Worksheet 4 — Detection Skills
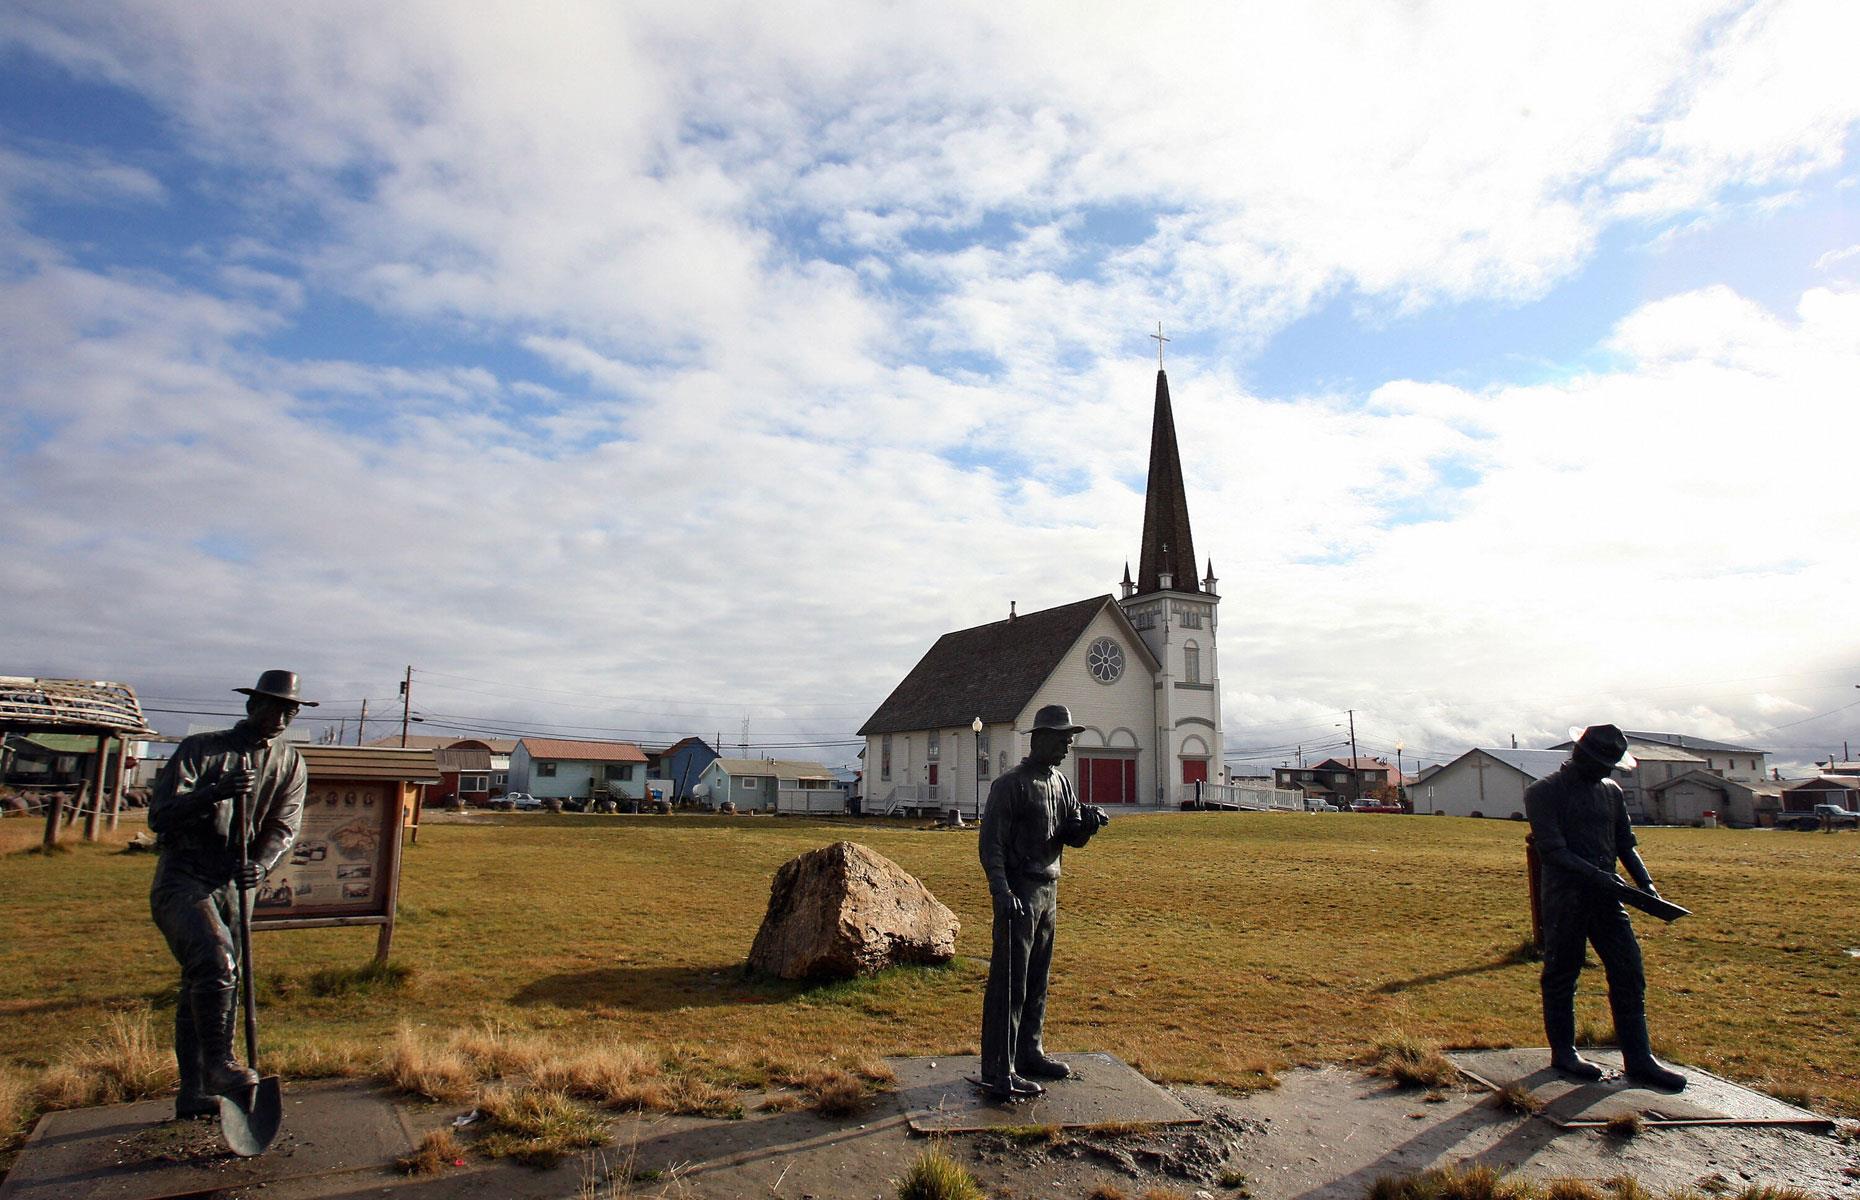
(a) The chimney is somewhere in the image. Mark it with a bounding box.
[1510,734,1518,749]
[1009,601,1017,622]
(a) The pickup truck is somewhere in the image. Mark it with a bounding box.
[1778,804,1859,830]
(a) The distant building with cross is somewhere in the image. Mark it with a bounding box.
[857,352,1224,815]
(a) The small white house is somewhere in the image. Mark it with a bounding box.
[507,738,648,802]
[698,758,844,813]
[1413,749,1568,820]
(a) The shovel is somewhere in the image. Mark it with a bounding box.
[221,756,283,1156]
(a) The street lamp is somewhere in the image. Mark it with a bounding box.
[971,717,984,820]
[1395,742,1405,809]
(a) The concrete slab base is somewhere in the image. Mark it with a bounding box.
[0,1080,416,1200]
[892,1052,1201,1134]
[1449,1048,1833,1129]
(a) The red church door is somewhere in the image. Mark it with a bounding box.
[1078,756,1137,804]
[1181,758,1209,786]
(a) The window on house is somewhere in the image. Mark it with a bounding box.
[999,750,1009,774]
[537,762,557,777]
[977,730,991,778]
[881,735,892,782]
[461,774,488,793]
[740,776,760,790]
[928,731,940,760]
[1184,639,1201,684]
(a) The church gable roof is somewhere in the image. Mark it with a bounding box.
[858,596,1124,736]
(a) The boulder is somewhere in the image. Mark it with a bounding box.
[747,841,959,980]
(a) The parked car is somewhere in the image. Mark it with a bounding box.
[504,792,543,811]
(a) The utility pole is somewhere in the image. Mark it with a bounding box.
[399,666,412,748]
[1347,709,1360,807]
[355,700,367,746]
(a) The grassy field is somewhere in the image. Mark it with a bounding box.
[3,810,1856,1143]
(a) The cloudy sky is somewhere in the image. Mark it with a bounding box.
[3,1,1857,774]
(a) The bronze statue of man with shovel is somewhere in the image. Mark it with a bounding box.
[148,670,310,1151]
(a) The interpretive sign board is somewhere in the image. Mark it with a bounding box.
[252,746,437,961]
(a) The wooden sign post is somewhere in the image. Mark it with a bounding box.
[251,746,437,963]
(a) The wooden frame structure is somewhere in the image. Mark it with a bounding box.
[0,677,153,847]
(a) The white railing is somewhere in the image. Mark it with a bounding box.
[876,783,945,815]
[775,788,849,815]
[1173,782,1304,811]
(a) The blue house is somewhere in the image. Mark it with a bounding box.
[651,737,719,802]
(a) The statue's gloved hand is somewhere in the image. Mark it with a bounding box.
[237,861,263,891]
[1086,805,1111,829]
[992,890,1026,920]
[219,766,258,801]
[1640,880,1660,898]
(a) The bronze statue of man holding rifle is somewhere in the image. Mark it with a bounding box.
[148,671,310,1131]
[1525,723,1687,1091]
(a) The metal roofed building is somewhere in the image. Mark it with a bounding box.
[508,737,648,803]
[696,757,847,814]
[1413,748,1569,819]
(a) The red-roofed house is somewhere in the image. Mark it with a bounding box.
[509,738,648,803]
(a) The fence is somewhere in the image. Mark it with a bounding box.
[774,788,849,815]
[1173,782,1304,811]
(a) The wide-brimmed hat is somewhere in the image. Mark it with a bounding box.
[1569,724,1634,770]
[1024,704,1085,735]
[234,670,319,708]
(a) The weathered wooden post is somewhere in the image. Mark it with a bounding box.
[82,734,109,841]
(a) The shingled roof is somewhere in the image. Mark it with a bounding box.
[858,596,1148,736]
[1136,369,1199,596]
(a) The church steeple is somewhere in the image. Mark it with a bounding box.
[1135,368,1198,595]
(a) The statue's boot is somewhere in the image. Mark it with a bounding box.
[173,991,217,1119]
[1544,1005,1603,1082]
[1017,1047,1072,1080]
[1006,1074,1045,1097]
[1614,1006,1685,1092]
[192,984,259,1098]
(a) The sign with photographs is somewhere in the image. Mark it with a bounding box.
[252,779,398,922]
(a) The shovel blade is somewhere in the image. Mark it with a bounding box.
[219,1075,283,1157]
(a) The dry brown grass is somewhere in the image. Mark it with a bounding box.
[382,1023,475,1102]
[397,1127,466,1175]
[268,1039,374,1080]
[0,1065,33,1148]
[474,1084,609,1166]
[894,1144,985,1200]
[1087,1185,1131,1200]
[5,813,1859,1124]
[1372,1034,1460,1091]
[1602,1111,1643,1139]
[771,1057,896,1116]
[1135,1188,1191,1200]
[1494,1082,1545,1115]
[32,1009,175,1109]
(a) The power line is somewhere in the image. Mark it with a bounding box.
[411,668,874,714]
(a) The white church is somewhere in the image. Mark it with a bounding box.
[858,362,1224,814]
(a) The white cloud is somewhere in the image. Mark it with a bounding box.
[1,1,1858,771]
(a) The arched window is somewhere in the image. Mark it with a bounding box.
[999,750,1009,775]
[1184,639,1200,684]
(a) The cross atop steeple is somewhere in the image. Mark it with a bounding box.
[1150,321,1169,369]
